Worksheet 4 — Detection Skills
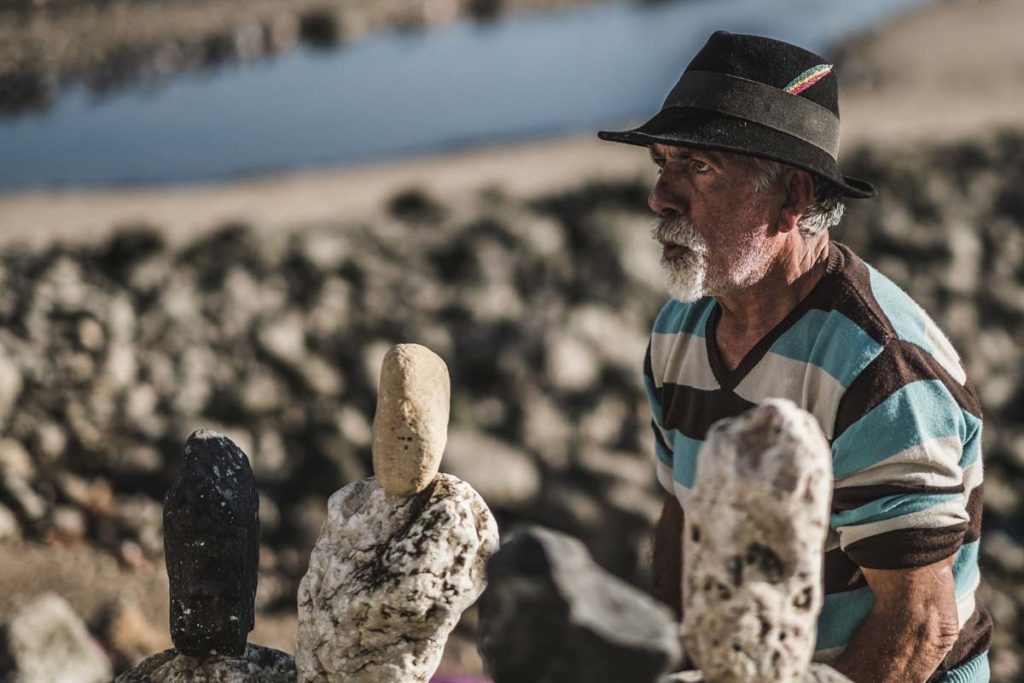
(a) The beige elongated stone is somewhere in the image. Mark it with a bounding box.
[371,343,450,496]
[682,399,835,683]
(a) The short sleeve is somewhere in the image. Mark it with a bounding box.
[645,339,675,495]
[829,341,981,569]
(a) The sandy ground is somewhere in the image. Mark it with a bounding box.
[1,0,1022,248]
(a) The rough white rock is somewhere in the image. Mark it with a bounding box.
[114,644,295,682]
[664,663,852,682]
[0,593,112,683]
[296,473,498,683]
[682,399,834,683]
[372,343,450,496]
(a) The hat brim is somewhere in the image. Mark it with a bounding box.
[598,108,875,199]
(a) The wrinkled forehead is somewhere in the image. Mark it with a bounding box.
[647,143,752,169]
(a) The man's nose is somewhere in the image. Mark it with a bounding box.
[647,176,685,216]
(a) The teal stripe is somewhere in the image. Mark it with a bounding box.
[671,433,702,489]
[954,539,980,598]
[644,375,662,424]
[655,439,672,467]
[868,265,934,353]
[960,415,983,468]
[939,652,989,683]
[832,491,961,528]
[833,380,964,478]
[652,298,715,336]
[816,584,875,651]
[769,309,883,386]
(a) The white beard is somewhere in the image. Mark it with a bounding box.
[651,215,775,303]
[651,215,709,303]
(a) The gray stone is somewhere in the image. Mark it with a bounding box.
[296,473,497,683]
[372,343,450,497]
[0,593,112,683]
[478,525,681,683]
[682,400,833,683]
[115,644,296,682]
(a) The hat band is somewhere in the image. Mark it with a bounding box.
[663,71,840,160]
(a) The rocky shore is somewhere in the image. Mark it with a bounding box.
[0,127,1022,679]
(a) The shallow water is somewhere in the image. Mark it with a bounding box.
[0,0,930,190]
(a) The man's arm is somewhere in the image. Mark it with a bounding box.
[653,493,683,620]
[833,554,960,683]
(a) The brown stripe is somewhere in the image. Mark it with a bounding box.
[832,483,965,513]
[823,548,866,594]
[660,383,755,441]
[964,484,983,544]
[844,524,969,569]
[928,606,992,682]
[644,340,654,382]
[815,244,895,346]
[833,338,982,440]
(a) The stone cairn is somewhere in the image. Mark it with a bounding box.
[116,429,295,682]
[296,343,499,682]
[478,399,853,683]
[672,399,852,683]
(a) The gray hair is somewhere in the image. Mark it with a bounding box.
[750,158,845,237]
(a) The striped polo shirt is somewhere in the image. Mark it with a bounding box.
[644,242,991,681]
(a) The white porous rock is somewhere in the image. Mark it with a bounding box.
[296,473,498,683]
[682,399,834,683]
[663,663,852,683]
[372,343,450,496]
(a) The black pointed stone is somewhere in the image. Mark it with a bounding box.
[163,429,259,657]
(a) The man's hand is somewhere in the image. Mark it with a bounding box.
[653,494,683,620]
[834,554,960,683]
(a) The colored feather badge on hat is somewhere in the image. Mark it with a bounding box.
[784,64,833,95]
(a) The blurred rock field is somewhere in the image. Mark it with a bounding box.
[0,129,1022,680]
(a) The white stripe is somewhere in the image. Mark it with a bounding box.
[651,331,718,391]
[963,458,984,493]
[732,351,846,439]
[673,480,693,513]
[657,460,675,495]
[834,435,964,490]
[956,589,977,628]
[923,317,967,385]
[837,498,969,548]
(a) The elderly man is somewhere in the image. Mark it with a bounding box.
[598,32,990,682]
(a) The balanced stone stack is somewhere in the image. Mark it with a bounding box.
[297,344,499,683]
[678,400,851,683]
[116,429,295,682]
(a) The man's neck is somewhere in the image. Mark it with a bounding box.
[713,236,831,369]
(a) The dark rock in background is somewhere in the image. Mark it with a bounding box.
[478,525,681,683]
[163,429,259,657]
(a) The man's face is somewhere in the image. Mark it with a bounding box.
[647,143,782,302]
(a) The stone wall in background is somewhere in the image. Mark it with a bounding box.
[0,130,1021,679]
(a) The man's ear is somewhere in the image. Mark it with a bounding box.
[776,168,815,234]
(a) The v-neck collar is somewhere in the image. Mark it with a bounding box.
[704,242,844,391]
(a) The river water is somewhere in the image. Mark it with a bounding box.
[0,0,930,190]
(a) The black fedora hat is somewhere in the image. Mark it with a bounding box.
[598,31,875,199]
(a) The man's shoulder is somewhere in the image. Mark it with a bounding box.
[831,243,969,389]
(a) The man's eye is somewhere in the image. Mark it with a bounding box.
[692,160,711,173]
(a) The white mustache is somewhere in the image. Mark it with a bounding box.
[651,215,707,254]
